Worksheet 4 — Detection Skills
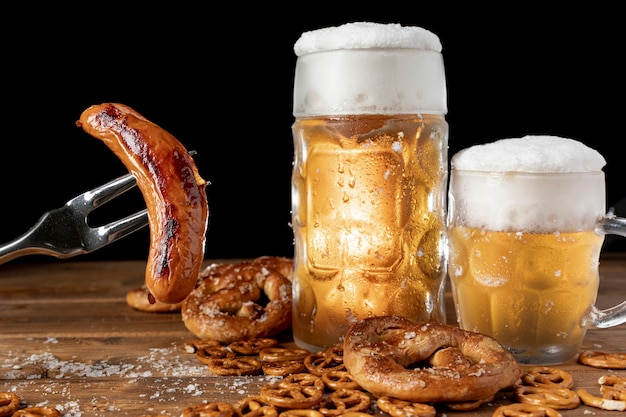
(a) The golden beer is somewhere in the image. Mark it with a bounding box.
[292,115,448,350]
[447,136,616,364]
[448,226,602,364]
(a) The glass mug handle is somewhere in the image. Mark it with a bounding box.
[584,215,626,328]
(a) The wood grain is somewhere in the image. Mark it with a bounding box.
[0,257,624,416]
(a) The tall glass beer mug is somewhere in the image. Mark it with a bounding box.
[291,22,449,351]
[448,135,626,365]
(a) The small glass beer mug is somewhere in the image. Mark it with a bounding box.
[448,135,626,364]
[291,22,449,351]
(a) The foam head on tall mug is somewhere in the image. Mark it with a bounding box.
[447,135,626,365]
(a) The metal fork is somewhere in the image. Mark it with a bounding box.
[0,174,148,265]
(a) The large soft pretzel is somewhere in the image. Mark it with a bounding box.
[77,103,209,304]
[342,316,521,403]
[182,258,292,343]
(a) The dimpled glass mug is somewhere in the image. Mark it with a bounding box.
[291,22,449,351]
[447,135,626,365]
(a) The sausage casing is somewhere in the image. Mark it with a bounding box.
[77,103,209,303]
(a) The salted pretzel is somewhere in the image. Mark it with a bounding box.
[205,357,263,376]
[262,359,306,376]
[181,402,235,417]
[578,350,626,369]
[342,316,521,403]
[233,396,278,417]
[376,397,436,417]
[182,259,292,343]
[514,385,580,410]
[0,392,20,417]
[259,347,310,362]
[278,411,323,417]
[520,367,574,389]
[317,388,370,416]
[599,374,626,400]
[260,373,325,409]
[577,388,626,411]
[229,338,278,355]
[492,403,562,417]
[12,407,61,417]
[321,370,361,391]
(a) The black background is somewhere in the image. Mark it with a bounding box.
[3,5,625,263]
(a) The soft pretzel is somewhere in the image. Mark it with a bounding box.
[78,103,209,304]
[182,258,292,343]
[342,315,521,403]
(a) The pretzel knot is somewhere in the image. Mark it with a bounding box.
[376,396,436,417]
[260,373,325,409]
[317,388,371,416]
[0,392,21,417]
[515,385,580,410]
[182,259,292,343]
[520,367,574,389]
[181,402,235,417]
[578,350,626,369]
[342,316,521,403]
[492,403,562,417]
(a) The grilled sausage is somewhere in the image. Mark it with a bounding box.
[77,103,209,303]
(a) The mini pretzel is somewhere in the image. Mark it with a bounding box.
[206,357,263,376]
[260,373,325,408]
[11,408,61,417]
[181,402,235,417]
[376,396,436,417]
[303,349,345,376]
[321,370,361,391]
[234,396,279,417]
[520,367,573,389]
[342,316,521,403]
[444,395,494,411]
[183,338,222,353]
[259,347,310,362]
[195,345,235,365]
[492,403,562,417]
[578,350,626,369]
[278,411,323,417]
[317,388,370,416]
[599,374,626,400]
[262,359,306,376]
[229,338,278,355]
[182,261,292,344]
[514,385,580,410]
[577,388,626,411]
[0,392,20,417]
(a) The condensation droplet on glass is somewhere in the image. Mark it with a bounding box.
[348,178,356,188]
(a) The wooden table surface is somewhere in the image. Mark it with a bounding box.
[1,255,624,417]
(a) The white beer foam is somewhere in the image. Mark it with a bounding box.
[449,136,606,232]
[292,22,447,116]
[451,135,606,173]
[294,22,442,56]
